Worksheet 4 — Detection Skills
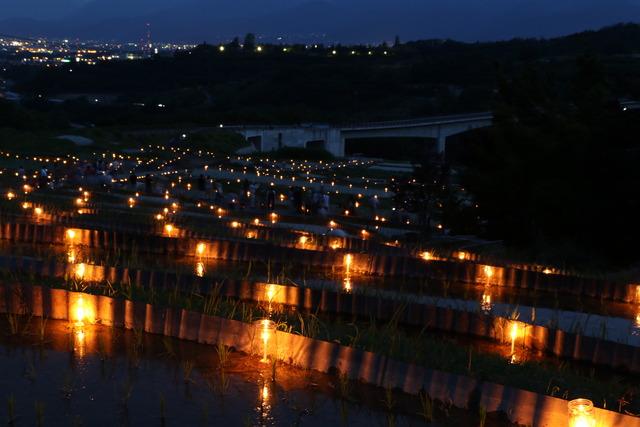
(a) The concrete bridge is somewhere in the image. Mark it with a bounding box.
[233,112,493,157]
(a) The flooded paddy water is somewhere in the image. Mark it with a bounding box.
[0,318,516,426]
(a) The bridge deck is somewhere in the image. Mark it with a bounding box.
[341,112,493,131]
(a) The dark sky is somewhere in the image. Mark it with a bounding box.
[2,0,639,43]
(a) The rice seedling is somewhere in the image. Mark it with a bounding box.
[417,391,433,422]
[6,394,17,426]
[37,317,48,342]
[24,358,37,383]
[478,405,487,427]
[215,342,230,369]
[34,401,45,427]
[119,377,134,409]
[159,393,166,425]
[383,385,396,412]
[182,359,195,384]
[6,312,19,335]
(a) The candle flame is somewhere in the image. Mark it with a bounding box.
[75,263,86,279]
[196,242,206,256]
[483,265,494,278]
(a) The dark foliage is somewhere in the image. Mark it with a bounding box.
[4,24,640,129]
[458,54,640,266]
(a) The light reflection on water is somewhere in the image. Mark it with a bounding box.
[0,319,434,427]
[257,381,274,426]
[481,288,493,314]
[195,261,205,277]
[73,328,86,358]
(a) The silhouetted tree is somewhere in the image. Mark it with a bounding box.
[459,56,640,266]
[243,33,256,51]
[228,37,240,50]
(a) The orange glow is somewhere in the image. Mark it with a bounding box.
[70,295,94,327]
[230,221,240,228]
[66,229,77,241]
[195,262,205,277]
[329,220,337,228]
[6,191,15,200]
[74,297,87,325]
[343,276,352,292]
[510,323,519,341]
[128,197,135,207]
[635,285,640,303]
[421,251,433,261]
[164,224,174,236]
[259,319,275,363]
[344,254,353,271]
[73,328,86,358]
[196,242,206,256]
[269,212,278,224]
[330,240,341,250]
[542,268,552,275]
[67,248,77,264]
[74,263,86,279]
[483,265,494,279]
[457,251,466,260]
[299,235,308,246]
[481,292,492,313]
[568,399,596,427]
[253,218,260,226]
[266,284,276,304]
[509,322,520,363]
[155,214,164,221]
[34,207,43,216]
[246,230,257,239]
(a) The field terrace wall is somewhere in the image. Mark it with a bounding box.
[2,254,640,376]
[0,281,637,427]
[0,206,395,254]
[0,220,637,303]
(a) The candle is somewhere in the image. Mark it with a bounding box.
[568,399,596,427]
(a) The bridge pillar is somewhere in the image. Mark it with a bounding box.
[437,134,447,154]
[325,129,344,157]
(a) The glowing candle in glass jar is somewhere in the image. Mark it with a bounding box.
[568,399,596,427]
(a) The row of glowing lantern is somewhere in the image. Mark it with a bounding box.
[420,250,556,276]
[62,222,640,329]
[6,191,46,216]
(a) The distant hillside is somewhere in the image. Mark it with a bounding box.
[4,23,640,127]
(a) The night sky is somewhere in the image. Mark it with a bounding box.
[2,0,639,43]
